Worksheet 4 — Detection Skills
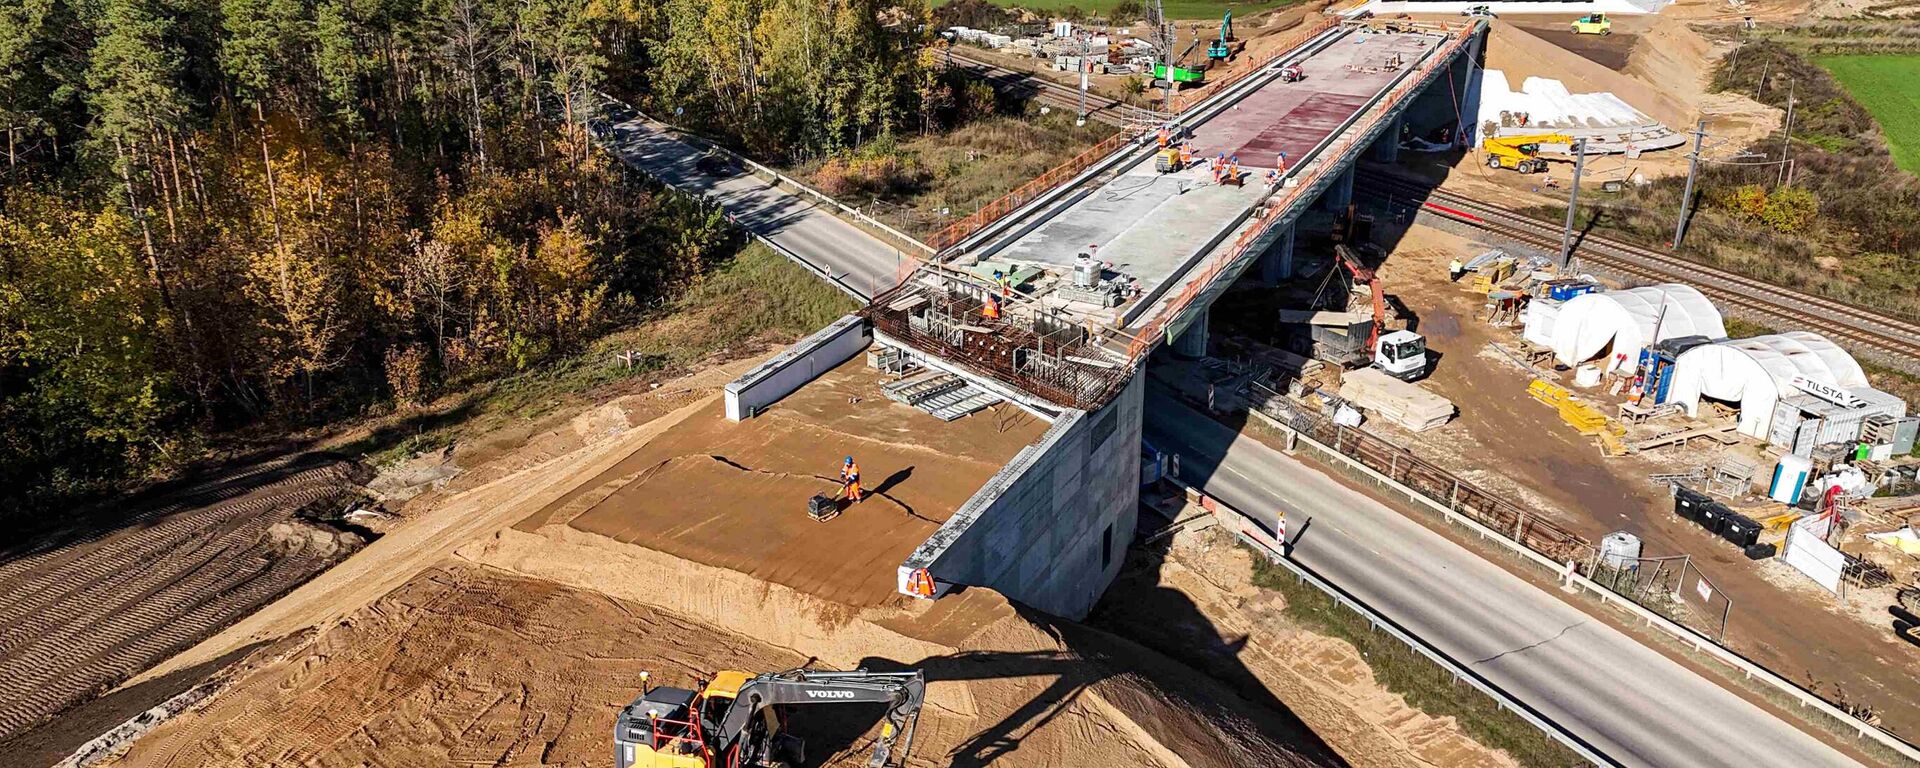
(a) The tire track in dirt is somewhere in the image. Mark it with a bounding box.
[0,460,365,744]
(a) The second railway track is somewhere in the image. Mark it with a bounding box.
[1357,170,1920,372]
[945,51,1161,128]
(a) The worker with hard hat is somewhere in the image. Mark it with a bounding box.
[983,292,1002,320]
[841,456,863,503]
[1449,257,1465,282]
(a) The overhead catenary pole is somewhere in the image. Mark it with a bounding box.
[1776,78,1796,189]
[1078,31,1090,126]
[1672,120,1707,249]
[1558,137,1588,270]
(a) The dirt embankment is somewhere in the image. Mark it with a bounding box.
[100,530,1336,768]
[1486,20,1695,130]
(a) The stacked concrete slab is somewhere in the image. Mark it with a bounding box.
[1341,368,1454,431]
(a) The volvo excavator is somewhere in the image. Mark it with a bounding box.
[615,667,924,768]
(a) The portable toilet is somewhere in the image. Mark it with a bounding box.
[1768,454,1810,505]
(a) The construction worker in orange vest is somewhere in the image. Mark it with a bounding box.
[1179,143,1194,169]
[983,293,1002,320]
[1157,126,1170,148]
[841,456,862,503]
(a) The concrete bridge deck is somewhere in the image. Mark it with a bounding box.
[900,19,1484,399]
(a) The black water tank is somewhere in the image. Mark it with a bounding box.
[1721,514,1762,548]
[1674,486,1710,521]
[1695,502,1729,535]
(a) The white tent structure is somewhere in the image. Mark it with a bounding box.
[1531,285,1725,372]
[1665,331,1869,439]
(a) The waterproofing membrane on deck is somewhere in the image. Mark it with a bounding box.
[1228,93,1375,168]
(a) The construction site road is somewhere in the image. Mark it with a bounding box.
[1143,388,1859,768]
[597,108,910,300]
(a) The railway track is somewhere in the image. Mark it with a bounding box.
[945,51,1162,128]
[1356,170,1920,372]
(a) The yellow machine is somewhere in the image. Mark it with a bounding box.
[1481,133,1574,174]
[615,668,924,768]
[1570,13,1612,35]
[1154,147,1183,173]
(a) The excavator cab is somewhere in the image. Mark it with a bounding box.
[616,672,797,768]
[617,668,924,768]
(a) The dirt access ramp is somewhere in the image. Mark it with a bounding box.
[0,456,367,749]
[448,524,1342,767]
[1485,20,1694,130]
[100,546,1336,768]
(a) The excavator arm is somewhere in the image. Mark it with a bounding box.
[714,669,925,768]
[1335,245,1385,352]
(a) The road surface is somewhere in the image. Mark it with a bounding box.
[1144,388,1859,768]
[597,107,907,300]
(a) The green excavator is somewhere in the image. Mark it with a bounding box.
[1207,10,1233,61]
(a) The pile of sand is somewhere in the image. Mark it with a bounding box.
[1485,20,1691,129]
[98,544,1336,768]
[1623,18,1716,113]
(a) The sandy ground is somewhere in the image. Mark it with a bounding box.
[1389,13,1777,202]
[72,341,1517,768]
[515,359,1046,608]
[0,458,365,748]
[102,544,1334,768]
[1093,515,1520,768]
[124,377,743,688]
[1357,221,1920,739]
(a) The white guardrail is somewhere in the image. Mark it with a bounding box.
[1177,479,1620,767]
[1246,409,1920,765]
[595,92,935,257]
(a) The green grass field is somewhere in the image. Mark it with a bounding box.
[1816,54,1920,173]
[937,0,1299,21]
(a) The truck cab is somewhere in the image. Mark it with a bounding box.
[1373,329,1428,381]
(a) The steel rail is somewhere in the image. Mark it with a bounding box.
[945,51,1161,127]
[1356,171,1920,370]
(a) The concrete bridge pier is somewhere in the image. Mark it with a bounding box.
[1320,166,1356,212]
[1371,116,1402,164]
[1260,223,1298,283]
[1453,31,1486,147]
[1172,312,1210,358]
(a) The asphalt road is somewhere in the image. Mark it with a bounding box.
[598,111,908,300]
[1144,388,1859,768]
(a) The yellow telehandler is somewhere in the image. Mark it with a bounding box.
[1481,133,1574,174]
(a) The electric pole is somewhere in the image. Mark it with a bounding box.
[1776,79,1796,189]
[1672,120,1707,250]
[1078,31,1090,126]
[1559,137,1588,270]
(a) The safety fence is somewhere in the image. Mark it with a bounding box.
[1244,380,1590,562]
[1171,17,1341,109]
[1221,380,1920,763]
[921,16,1370,254]
[1127,23,1480,359]
[1186,483,1620,767]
